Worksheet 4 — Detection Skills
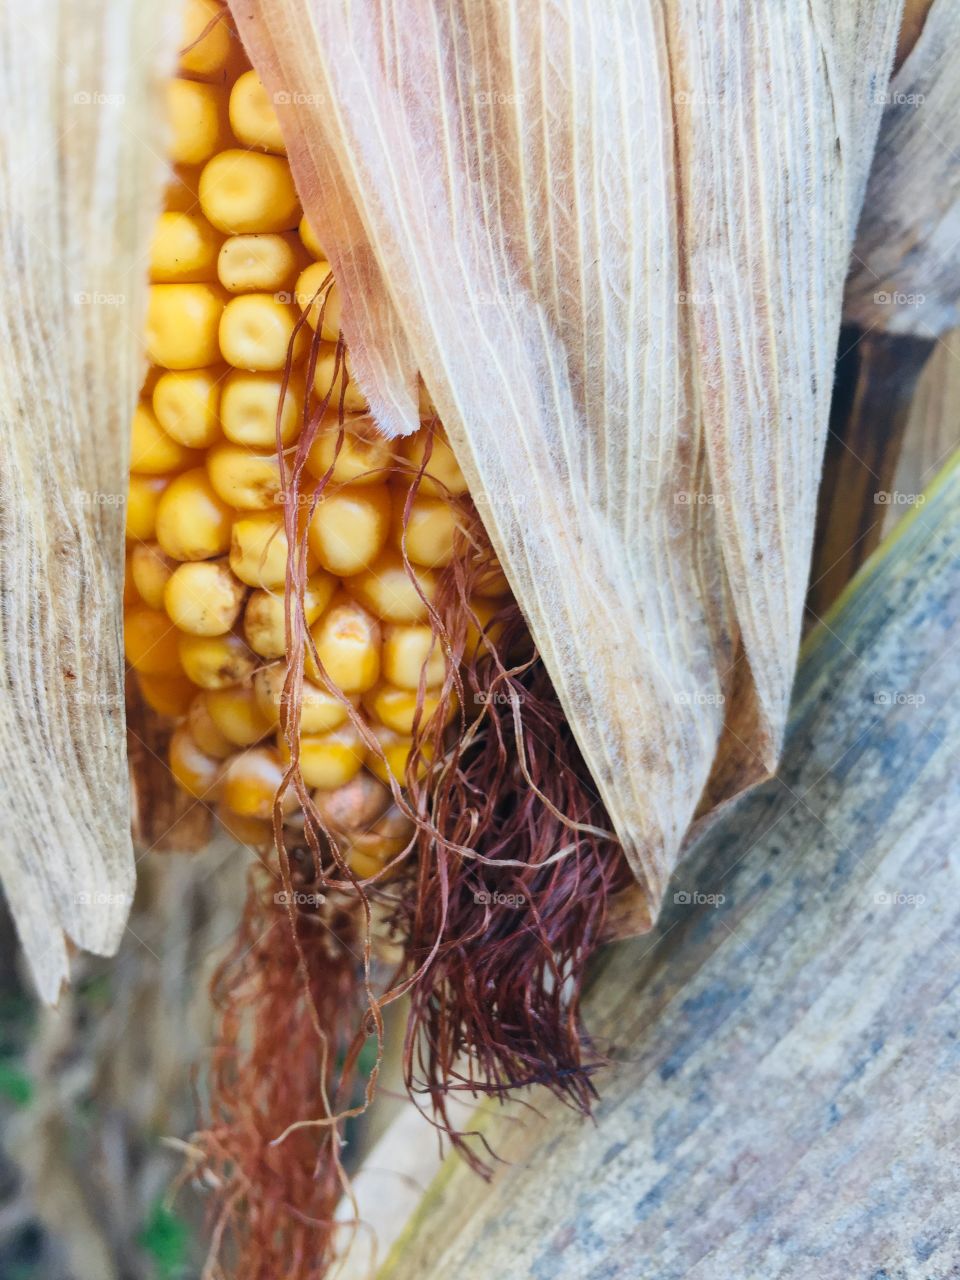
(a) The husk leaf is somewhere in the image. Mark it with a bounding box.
[235,0,901,924]
[0,2,176,999]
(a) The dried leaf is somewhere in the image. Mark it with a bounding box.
[0,3,177,999]
[236,0,901,923]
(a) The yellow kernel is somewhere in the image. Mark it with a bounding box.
[474,561,511,597]
[298,215,324,260]
[126,474,171,543]
[188,693,234,758]
[199,150,301,234]
[207,443,283,510]
[124,606,181,676]
[130,542,177,610]
[155,467,233,561]
[178,631,257,689]
[130,401,199,475]
[307,596,380,693]
[217,232,304,293]
[242,571,336,657]
[392,488,459,568]
[205,682,272,747]
[464,596,507,661]
[164,559,246,635]
[346,551,438,623]
[152,367,223,449]
[136,670,196,718]
[218,292,306,371]
[254,664,352,734]
[307,484,390,576]
[363,683,456,735]
[215,805,273,847]
[312,771,390,835]
[166,78,225,167]
[312,342,367,413]
[222,746,293,819]
[179,0,231,79]
[229,509,316,590]
[381,623,447,689]
[401,430,469,497]
[294,260,341,340]
[229,69,286,154]
[220,369,304,447]
[146,283,225,369]
[169,726,223,800]
[366,723,429,786]
[150,211,222,283]
[285,723,365,790]
[305,416,394,487]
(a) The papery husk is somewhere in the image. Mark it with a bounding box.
[845,0,960,337]
[0,3,177,1000]
[235,0,901,928]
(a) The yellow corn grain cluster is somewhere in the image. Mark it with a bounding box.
[123,1,510,876]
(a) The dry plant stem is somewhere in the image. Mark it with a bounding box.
[807,329,933,619]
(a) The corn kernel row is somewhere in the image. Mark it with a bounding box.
[124,8,509,877]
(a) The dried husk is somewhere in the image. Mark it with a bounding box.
[0,3,177,999]
[235,0,902,927]
[845,0,960,337]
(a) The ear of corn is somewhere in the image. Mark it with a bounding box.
[123,37,512,877]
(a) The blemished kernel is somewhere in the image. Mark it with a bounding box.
[166,79,225,167]
[347,551,438,623]
[207,443,283,510]
[153,369,223,449]
[242,571,337,658]
[363,683,456,735]
[137,671,196,718]
[294,261,341,340]
[284,722,365,791]
[218,233,303,293]
[130,543,177,611]
[366,723,429,786]
[205,682,272,747]
[146,283,225,369]
[401,431,469,497]
[150,212,223,283]
[222,746,294,819]
[188,693,234,758]
[219,293,306,371]
[124,606,181,676]
[381,623,447,689]
[199,150,301,234]
[392,489,459,568]
[305,417,394,487]
[307,485,391,576]
[130,401,199,475]
[229,70,286,154]
[229,509,317,590]
[306,596,380,693]
[179,0,232,79]
[312,771,390,835]
[220,369,304,447]
[169,726,223,799]
[178,631,257,689]
[155,468,233,561]
[312,343,367,413]
[254,664,352,734]
[126,474,170,542]
[164,559,246,636]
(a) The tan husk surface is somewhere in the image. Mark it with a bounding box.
[0,2,178,1000]
[234,0,902,926]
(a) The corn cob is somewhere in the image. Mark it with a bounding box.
[124,14,510,873]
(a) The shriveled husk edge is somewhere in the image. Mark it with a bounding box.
[0,3,179,1001]
[234,0,902,931]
